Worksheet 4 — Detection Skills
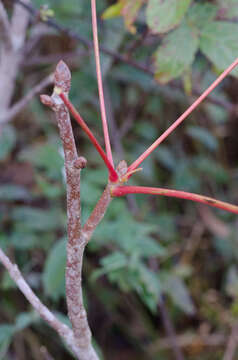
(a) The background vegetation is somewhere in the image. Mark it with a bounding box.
[1,0,238,359]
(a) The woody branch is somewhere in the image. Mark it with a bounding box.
[41,61,99,360]
[0,248,80,357]
[41,60,116,359]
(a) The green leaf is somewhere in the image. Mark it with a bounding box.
[217,0,238,19]
[0,125,16,160]
[225,266,238,298]
[0,325,14,359]
[194,156,229,184]
[146,0,191,34]
[154,22,199,83]
[101,252,128,272]
[100,18,125,76]
[103,0,143,33]
[162,274,195,315]
[155,146,177,171]
[186,126,218,151]
[0,185,30,201]
[12,206,65,232]
[1,271,17,290]
[186,3,218,31]
[132,264,162,312]
[91,252,128,282]
[19,143,64,180]
[93,212,166,258]
[9,229,39,250]
[200,21,238,77]
[102,2,124,20]
[0,313,39,358]
[172,160,200,192]
[35,176,64,199]
[121,0,144,33]
[14,312,39,332]
[43,238,67,300]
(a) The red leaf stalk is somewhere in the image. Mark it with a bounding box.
[59,92,118,183]
[127,58,238,176]
[112,186,238,215]
[91,0,114,166]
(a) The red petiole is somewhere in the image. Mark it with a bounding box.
[91,0,114,167]
[59,92,118,183]
[112,186,238,215]
[55,1,238,216]
[126,58,238,177]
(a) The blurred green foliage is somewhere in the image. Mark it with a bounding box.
[0,0,238,359]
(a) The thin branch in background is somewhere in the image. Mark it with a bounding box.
[198,206,230,238]
[0,1,12,50]
[158,296,185,360]
[0,248,80,357]
[1,73,54,124]
[125,27,150,59]
[12,0,236,114]
[223,323,238,360]
[91,0,114,167]
[148,332,227,353]
[23,49,89,66]
[0,0,30,126]
[40,346,55,360]
[149,257,185,360]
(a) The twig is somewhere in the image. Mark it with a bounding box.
[198,206,230,238]
[41,61,99,360]
[0,1,12,50]
[0,248,82,359]
[223,323,238,360]
[0,0,30,120]
[83,186,112,242]
[41,60,117,358]
[1,74,54,124]
[23,49,88,67]
[149,258,185,360]
[158,296,185,360]
[40,346,55,360]
[149,332,226,353]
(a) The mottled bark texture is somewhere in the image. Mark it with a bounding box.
[41,61,114,359]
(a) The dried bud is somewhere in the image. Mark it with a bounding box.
[74,157,87,169]
[116,160,128,177]
[54,60,71,93]
[40,94,54,107]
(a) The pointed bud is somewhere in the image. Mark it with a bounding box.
[54,60,71,93]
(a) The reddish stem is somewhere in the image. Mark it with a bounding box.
[91,0,114,166]
[59,92,118,182]
[127,58,238,175]
[112,186,238,215]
